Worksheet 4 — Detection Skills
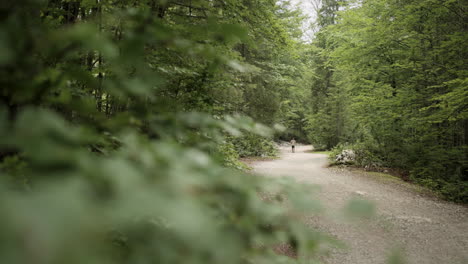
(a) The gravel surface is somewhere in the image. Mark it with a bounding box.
[251,145,468,264]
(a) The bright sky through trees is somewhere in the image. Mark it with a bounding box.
[290,0,319,40]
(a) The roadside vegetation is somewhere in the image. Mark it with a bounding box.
[306,0,467,203]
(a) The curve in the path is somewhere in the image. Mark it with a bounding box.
[252,145,468,264]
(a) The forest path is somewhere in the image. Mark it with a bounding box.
[251,145,468,264]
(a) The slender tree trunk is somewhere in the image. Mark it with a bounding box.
[96,0,103,112]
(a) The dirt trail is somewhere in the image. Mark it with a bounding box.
[252,145,468,264]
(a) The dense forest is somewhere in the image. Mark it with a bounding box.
[0,0,466,263]
[306,0,467,202]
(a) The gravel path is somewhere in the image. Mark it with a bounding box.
[252,145,468,264]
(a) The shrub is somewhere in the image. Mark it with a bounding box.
[216,140,248,170]
[231,133,278,158]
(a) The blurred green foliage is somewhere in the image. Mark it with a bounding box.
[231,134,279,158]
[0,0,342,263]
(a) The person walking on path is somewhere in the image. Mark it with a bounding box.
[290,138,296,153]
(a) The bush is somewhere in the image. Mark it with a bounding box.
[216,140,248,170]
[329,142,383,168]
[230,133,278,158]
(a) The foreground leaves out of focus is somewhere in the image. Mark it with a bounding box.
[0,108,337,263]
[0,1,407,263]
[0,1,335,263]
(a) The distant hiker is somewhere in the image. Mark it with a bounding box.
[290,138,296,153]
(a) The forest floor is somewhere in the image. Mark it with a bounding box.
[251,145,468,264]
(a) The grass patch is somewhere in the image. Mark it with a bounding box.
[307,150,332,155]
[347,167,442,199]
